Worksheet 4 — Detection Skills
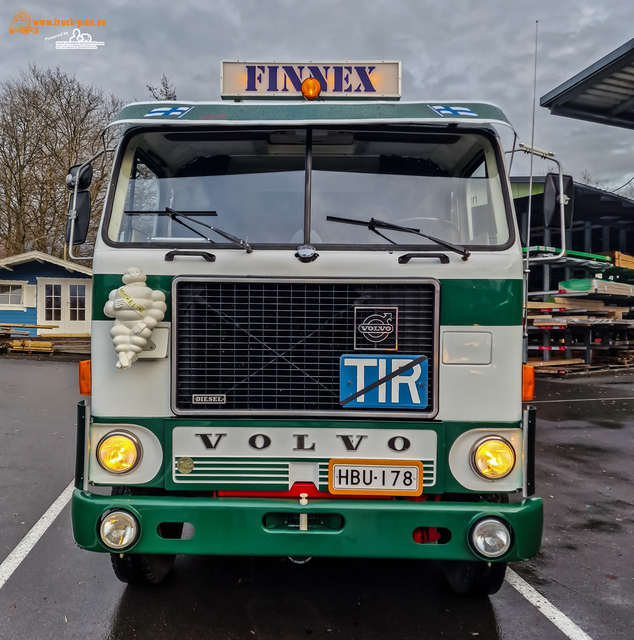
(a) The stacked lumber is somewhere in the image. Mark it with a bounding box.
[603,251,634,269]
[7,339,54,355]
[558,278,634,297]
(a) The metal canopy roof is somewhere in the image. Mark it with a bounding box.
[540,38,634,129]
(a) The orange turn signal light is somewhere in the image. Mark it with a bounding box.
[522,364,535,402]
[79,360,91,396]
[301,77,321,100]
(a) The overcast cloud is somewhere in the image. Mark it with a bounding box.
[2,0,633,188]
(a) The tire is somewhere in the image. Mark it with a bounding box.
[442,560,507,597]
[108,486,182,585]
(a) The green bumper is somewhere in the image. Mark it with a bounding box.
[72,490,542,562]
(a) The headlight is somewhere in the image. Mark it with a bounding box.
[97,431,142,474]
[471,437,515,479]
[99,510,139,549]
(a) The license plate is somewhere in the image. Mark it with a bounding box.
[328,459,423,496]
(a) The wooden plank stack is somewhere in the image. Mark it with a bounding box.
[558,279,634,297]
[7,339,54,355]
[604,251,634,269]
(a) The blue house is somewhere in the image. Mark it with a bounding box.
[0,251,92,337]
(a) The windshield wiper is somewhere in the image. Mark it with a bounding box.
[165,207,252,253]
[326,215,470,261]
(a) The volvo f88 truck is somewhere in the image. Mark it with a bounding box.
[68,61,543,596]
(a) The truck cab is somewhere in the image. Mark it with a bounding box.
[70,63,542,595]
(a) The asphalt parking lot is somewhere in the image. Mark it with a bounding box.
[0,358,632,639]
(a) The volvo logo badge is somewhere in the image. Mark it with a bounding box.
[354,307,398,350]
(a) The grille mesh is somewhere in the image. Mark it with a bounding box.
[174,281,436,413]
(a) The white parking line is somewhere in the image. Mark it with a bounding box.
[529,396,634,403]
[0,482,597,640]
[506,568,593,640]
[0,480,74,591]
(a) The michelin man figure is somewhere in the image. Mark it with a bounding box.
[104,267,167,369]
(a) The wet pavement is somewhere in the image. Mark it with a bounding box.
[0,358,632,639]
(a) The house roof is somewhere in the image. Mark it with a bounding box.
[540,38,634,130]
[0,250,92,275]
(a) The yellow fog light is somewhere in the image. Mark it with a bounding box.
[472,437,515,479]
[97,432,141,474]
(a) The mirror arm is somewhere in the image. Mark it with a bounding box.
[518,144,567,265]
[67,148,116,262]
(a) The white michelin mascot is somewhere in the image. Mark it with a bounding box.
[104,267,167,369]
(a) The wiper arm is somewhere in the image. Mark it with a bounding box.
[327,215,470,261]
[166,207,252,253]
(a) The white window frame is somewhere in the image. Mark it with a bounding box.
[0,280,27,311]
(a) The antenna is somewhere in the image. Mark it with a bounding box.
[523,21,539,352]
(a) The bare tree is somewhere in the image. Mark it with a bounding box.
[579,169,601,188]
[0,65,122,258]
[146,74,177,101]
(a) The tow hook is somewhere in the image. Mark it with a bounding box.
[299,493,309,531]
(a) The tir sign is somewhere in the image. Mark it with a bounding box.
[221,61,401,100]
[340,354,428,409]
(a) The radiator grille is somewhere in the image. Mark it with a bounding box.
[173,458,437,489]
[173,280,437,414]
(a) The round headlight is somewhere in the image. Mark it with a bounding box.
[471,437,515,479]
[99,510,139,550]
[471,518,511,558]
[97,431,142,474]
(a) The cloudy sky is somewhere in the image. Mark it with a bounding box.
[2,0,633,189]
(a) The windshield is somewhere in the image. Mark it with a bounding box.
[107,128,511,248]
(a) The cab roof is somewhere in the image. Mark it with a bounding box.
[111,101,512,130]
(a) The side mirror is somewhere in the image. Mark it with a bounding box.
[543,172,574,230]
[66,163,93,191]
[66,190,91,245]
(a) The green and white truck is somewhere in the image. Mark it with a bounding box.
[69,61,543,595]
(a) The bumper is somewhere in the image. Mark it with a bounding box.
[72,490,543,562]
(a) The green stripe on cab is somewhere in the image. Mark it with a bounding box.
[92,275,522,326]
[439,279,522,326]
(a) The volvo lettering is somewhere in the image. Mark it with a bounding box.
[68,60,545,596]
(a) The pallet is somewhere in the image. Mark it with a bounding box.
[527,358,585,368]
[7,348,54,356]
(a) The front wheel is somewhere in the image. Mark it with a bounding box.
[110,551,176,585]
[442,560,507,596]
[109,486,182,585]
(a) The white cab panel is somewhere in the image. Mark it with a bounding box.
[91,321,171,417]
[436,325,522,422]
[92,246,524,281]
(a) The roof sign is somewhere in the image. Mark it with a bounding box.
[221,61,401,101]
